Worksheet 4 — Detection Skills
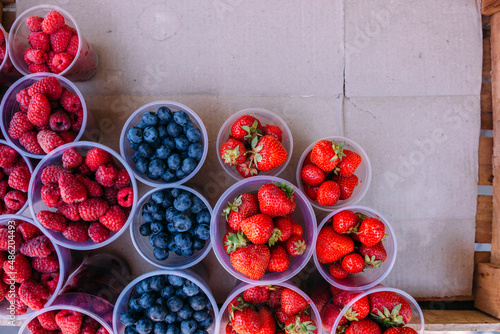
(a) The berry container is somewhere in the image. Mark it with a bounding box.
[296,136,371,211]
[210,175,317,284]
[314,205,397,291]
[216,281,322,334]
[119,100,209,187]
[28,141,138,250]
[0,24,22,86]
[131,185,213,269]
[113,269,219,334]
[8,5,98,81]
[216,108,293,180]
[0,214,71,320]
[0,73,98,160]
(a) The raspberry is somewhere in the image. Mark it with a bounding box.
[57,202,81,221]
[3,158,27,176]
[41,165,69,185]
[38,310,59,330]
[95,164,118,187]
[96,327,109,334]
[56,310,83,334]
[66,35,79,58]
[85,148,112,172]
[21,235,53,258]
[0,280,7,302]
[80,316,100,334]
[27,317,54,334]
[114,169,131,189]
[75,175,103,198]
[8,166,31,192]
[4,190,27,211]
[42,11,65,35]
[36,210,67,232]
[51,53,73,74]
[37,129,65,154]
[99,206,126,231]
[0,44,5,62]
[27,16,44,32]
[50,25,72,53]
[29,63,51,73]
[69,109,83,132]
[78,162,92,176]
[60,149,81,170]
[78,198,109,221]
[8,112,35,139]
[41,183,62,207]
[27,93,51,126]
[0,227,23,251]
[49,109,72,132]
[60,90,82,113]
[28,76,63,101]
[41,272,59,294]
[103,187,118,206]
[32,253,59,273]
[88,222,110,243]
[117,187,133,207]
[62,221,90,242]
[20,131,44,154]
[19,280,49,310]
[17,222,43,241]
[58,172,88,204]
[60,131,78,143]
[29,32,50,52]
[3,254,32,283]
[0,145,19,168]
[16,88,31,111]
[25,48,48,64]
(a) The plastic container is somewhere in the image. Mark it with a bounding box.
[0,24,22,86]
[131,185,213,269]
[296,136,371,211]
[216,108,293,180]
[8,5,98,81]
[314,205,397,291]
[113,269,219,334]
[216,281,322,334]
[120,100,209,187]
[28,141,138,250]
[0,73,98,159]
[210,175,317,284]
[0,215,71,320]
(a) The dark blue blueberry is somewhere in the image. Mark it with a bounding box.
[173,111,190,126]
[136,121,148,129]
[149,275,167,291]
[150,138,162,148]
[190,196,204,214]
[158,107,173,123]
[147,304,168,322]
[142,111,159,126]
[120,309,140,326]
[151,232,169,248]
[139,292,157,309]
[189,295,207,311]
[144,201,159,213]
[194,224,210,241]
[187,228,196,237]
[176,168,187,180]
[149,234,156,247]
[168,275,185,287]
[142,212,154,224]
[140,223,152,236]
[177,304,193,320]
[163,137,176,150]
[156,145,171,160]
[164,311,176,324]
[167,122,183,138]
[193,238,205,251]
[181,247,194,257]
[156,297,168,307]
[173,193,192,212]
[185,128,201,143]
[161,170,177,182]
[181,158,197,175]
[175,233,192,250]
[175,248,183,256]
[165,207,179,223]
[161,191,174,207]
[151,191,165,204]
[180,320,197,334]
[154,322,167,334]
[168,238,179,252]
[136,279,151,294]
[143,126,159,143]
[182,281,200,297]
[182,119,194,131]
[148,159,168,180]
[136,158,149,175]
[125,325,138,334]
[136,318,153,334]
[175,288,188,299]
[130,142,140,150]
[129,295,143,311]
[152,210,165,221]
[127,127,143,144]
[161,285,175,299]
[132,150,142,163]
[166,295,183,312]
[170,188,181,198]
[192,310,208,323]
[166,324,180,334]
[150,221,164,234]
[187,143,203,161]
[154,247,169,261]
[167,222,176,234]
[158,125,169,138]
[138,143,155,158]
[173,214,192,232]
[197,316,213,330]
[196,210,211,224]
[175,136,190,151]
[167,154,182,170]
[180,151,189,160]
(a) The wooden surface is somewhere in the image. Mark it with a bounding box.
[474,262,500,318]
[483,0,500,16]
[423,310,500,331]
[479,136,493,185]
[476,195,493,243]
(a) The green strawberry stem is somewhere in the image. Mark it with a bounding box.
[344,306,361,321]
[364,255,383,268]
[221,195,243,219]
[268,228,282,247]
[242,120,262,141]
[278,182,294,198]
[356,212,368,222]
[285,316,317,334]
[370,304,406,328]
[225,232,249,254]
[329,141,346,162]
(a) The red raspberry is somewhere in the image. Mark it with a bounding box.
[8,166,31,192]
[80,316,100,334]
[4,190,27,211]
[29,63,51,73]
[28,76,63,101]
[3,157,27,176]
[0,180,9,200]
[20,131,44,154]
[99,206,126,231]
[56,309,83,334]
[85,148,112,172]
[51,53,74,74]
[8,112,35,139]
[19,280,49,310]
[69,109,83,132]
[95,164,117,188]
[41,272,59,294]
[36,210,67,232]
[66,35,79,58]
[32,253,59,273]
[41,11,65,35]
[50,25,72,53]
[25,48,48,64]
[0,227,23,251]
[41,165,69,185]
[21,235,53,258]
[49,109,72,132]
[38,310,59,330]
[57,202,81,221]
[16,88,31,111]
[58,173,87,204]
[75,175,103,198]
[41,183,62,207]
[60,90,82,113]
[28,93,51,126]
[0,44,4,62]
[0,280,7,302]
[37,129,65,154]
[60,131,78,143]
[0,144,18,168]
[103,187,118,206]
[78,162,92,176]
[117,187,133,207]
[114,169,131,189]
[27,16,44,32]
[61,148,83,169]
[88,222,110,243]
[3,253,32,283]
[78,198,109,221]
[29,32,50,52]
[27,317,54,334]
[95,326,109,334]
[63,221,90,242]
[17,222,43,241]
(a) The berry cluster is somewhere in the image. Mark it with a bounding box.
[316,210,386,279]
[0,28,6,65]
[0,143,31,214]
[300,140,361,206]
[0,219,60,315]
[226,285,318,334]
[220,115,287,178]
[127,107,204,183]
[222,183,307,280]
[139,188,211,261]
[27,309,110,334]
[23,11,79,74]
[120,274,214,334]
[8,76,83,155]
[36,147,134,244]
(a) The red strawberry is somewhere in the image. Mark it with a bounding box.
[51,53,74,74]
[3,254,32,283]
[316,226,354,264]
[32,253,59,273]
[20,235,53,258]
[329,262,349,279]
[300,164,325,187]
[333,174,359,200]
[223,193,259,230]
[284,314,318,334]
[41,165,69,185]
[274,216,293,242]
[285,235,306,257]
[220,138,246,166]
[27,16,44,32]
[28,76,63,101]
[268,286,283,308]
[58,173,87,204]
[359,242,387,268]
[8,166,31,192]
[117,187,134,207]
[36,210,68,232]
[99,205,127,231]
[291,219,303,237]
[281,288,308,315]
[267,245,290,272]
[358,217,385,247]
[88,222,111,243]
[38,310,59,330]
[240,213,274,245]
[42,11,65,35]
[383,327,418,334]
[332,210,359,234]
[60,90,82,113]
[243,285,270,304]
[316,181,340,206]
[78,198,109,221]
[262,124,282,142]
[226,323,237,334]
[236,159,260,178]
[257,306,276,334]
[341,253,365,274]
[8,112,35,139]
[232,307,261,334]
[50,25,72,53]
[37,129,65,153]
[310,140,345,172]
[309,283,332,315]
[55,309,83,334]
[223,229,243,254]
[345,319,381,334]
[29,32,50,52]
[258,183,296,218]
[333,290,370,321]
[336,149,361,177]
[369,291,412,326]
[85,148,112,171]
[322,303,348,332]
[252,135,287,172]
[20,131,44,154]
[230,244,270,280]
[231,115,262,141]
[17,222,43,241]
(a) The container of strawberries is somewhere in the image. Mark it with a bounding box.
[211,176,317,283]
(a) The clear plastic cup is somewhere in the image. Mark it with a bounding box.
[216,108,293,180]
[0,24,22,86]
[0,73,99,159]
[28,141,138,250]
[0,214,71,320]
[296,136,372,211]
[113,269,219,334]
[216,281,322,334]
[119,101,209,187]
[210,175,317,284]
[314,205,397,291]
[8,5,98,81]
[131,185,213,269]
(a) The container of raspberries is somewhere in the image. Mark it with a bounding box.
[314,206,397,291]
[120,101,208,187]
[131,185,213,269]
[0,73,96,159]
[113,270,218,334]
[296,136,371,211]
[28,142,138,250]
[0,24,22,86]
[0,140,33,214]
[217,282,322,334]
[211,175,317,283]
[0,215,72,319]
[8,5,98,81]
[216,108,292,180]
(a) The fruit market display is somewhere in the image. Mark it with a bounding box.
[0,142,31,213]
[26,309,110,334]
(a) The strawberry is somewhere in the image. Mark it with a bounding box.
[341,253,365,274]
[368,291,412,326]
[281,288,308,315]
[251,135,287,171]
[232,307,261,334]
[274,216,293,241]
[285,235,306,257]
[291,219,303,237]
[310,140,345,172]
[322,303,348,332]
[222,193,259,231]
[284,314,318,334]
[231,116,262,141]
[236,159,260,178]
[333,174,359,200]
[220,138,246,166]
[258,306,276,334]
[223,231,249,254]
[345,319,381,334]
[267,245,290,272]
[55,309,83,334]
[240,213,274,245]
[268,286,283,308]
[262,124,282,142]
[316,181,340,206]
[228,295,248,319]
[336,149,361,177]
[358,217,385,246]
[333,290,370,321]
[58,173,87,204]
[36,210,67,232]
[258,183,296,218]
[42,11,65,35]
[383,327,418,334]
[300,164,325,187]
[332,210,359,234]
[359,242,387,268]
[316,226,354,264]
[309,283,332,315]
[329,262,349,279]
[243,286,270,304]
[230,244,270,280]
[226,323,237,334]
[28,76,63,101]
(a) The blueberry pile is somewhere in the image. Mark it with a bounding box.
[140,188,211,261]
[120,275,214,334]
[127,107,204,182]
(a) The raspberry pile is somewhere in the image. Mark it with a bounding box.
[0,143,31,214]
[139,188,211,261]
[225,285,318,334]
[316,210,387,279]
[23,11,79,74]
[36,147,134,244]
[119,274,214,334]
[0,28,6,65]
[0,219,60,315]
[220,114,287,178]
[27,309,110,334]
[8,76,83,155]
[126,106,204,183]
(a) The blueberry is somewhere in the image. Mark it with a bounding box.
[167,154,182,170]
[129,295,143,311]
[181,158,197,175]
[192,310,208,322]
[170,188,181,198]
[132,151,142,163]
[120,309,140,326]
[158,107,173,123]
[168,275,185,287]
[177,304,194,320]
[175,136,190,151]
[158,125,169,138]
[189,196,205,214]
[163,137,176,150]
[197,316,213,330]
[140,223,152,236]
[138,143,155,158]
[164,311,176,324]
[137,121,148,129]
[143,126,159,143]
[139,292,157,308]
[168,238,179,252]
[173,214,192,232]
[189,295,207,311]
[193,238,205,251]
[182,119,194,131]
[151,232,170,248]
[125,326,138,334]
[175,233,193,249]
[136,318,153,334]
[136,279,151,294]
[180,320,197,334]
[150,221,163,234]
[176,168,187,180]
[165,207,179,223]
[136,158,149,175]
[156,145,171,160]
[156,296,168,307]
[166,324,181,334]
[148,159,168,180]
[142,111,159,126]
[154,322,167,334]
[183,281,200,297]
[162,170,177,182]
[154,247,169,261]
[188,143,203,161]
[196,210,211,224]
[151,192,165,205]
[180,151,189,160]
[173,111,190,126]
[161,191,174,207]
[194,224,210,241]
[174,193,192,212]
[127,127,144,144]
[161,285,175,299]
[149,275,167,291]
[149,234,156,247]
[166,295,183,312]
[175,249,183,256]
[185,128,201,143]
[147,304,168,322]
[152,210,165,221]
[130,142,140,150]
[167,122,183,138]
[142,211,154,223]
[175,287,188,299]
[144,201,159,213]
[181,247,194,257]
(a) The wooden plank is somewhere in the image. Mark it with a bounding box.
[485,30,492,79]
[475,251,492,274]
[485,14,492,27]
[424,310,500,331]
[482,83,493,130]
[476,196,493,243]
[474,262,500,318]
[0,0,16,3]
[2,7,15,31]
[479,136,493,185]
[483,0,500,16]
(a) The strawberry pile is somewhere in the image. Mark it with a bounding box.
[35,147,134,244]
[226,285,318,334]
[23,11,79,74]
[0,28,6,65]
[300,140,361,206]
[316,210,386,279]
[27,309,110,334]
[222,182,307,280]
[0,219,60,315]
[8,76,83,155]
[220,115,287,178]
[0,143,31,214]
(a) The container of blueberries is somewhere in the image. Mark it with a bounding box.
[113,270,218,334]
[131,185,212,269]
[120,101,208,187]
